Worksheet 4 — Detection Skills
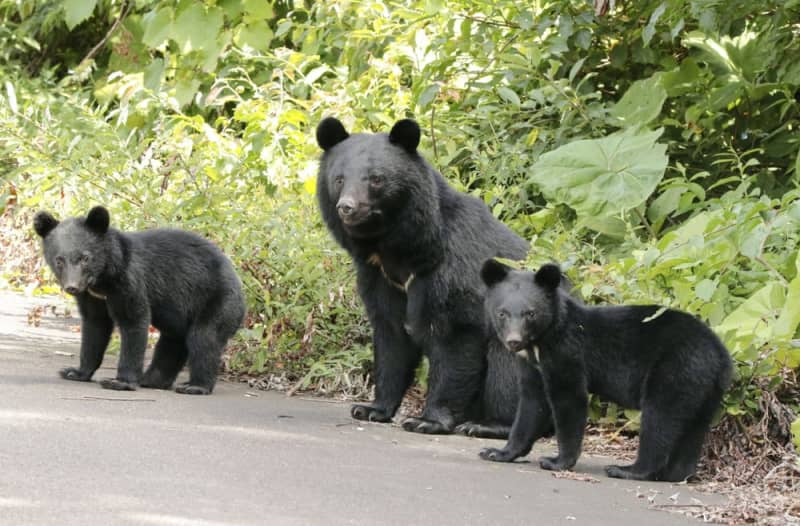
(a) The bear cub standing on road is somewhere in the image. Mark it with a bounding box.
[34,206,245,394]
[479,260,732,481]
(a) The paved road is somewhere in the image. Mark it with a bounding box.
[0,291,721,525]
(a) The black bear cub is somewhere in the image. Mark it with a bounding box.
[479,260,732,482]
[34,206,245,394]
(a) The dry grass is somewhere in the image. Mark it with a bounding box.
[688,376,800,525]
[0,207,44,290]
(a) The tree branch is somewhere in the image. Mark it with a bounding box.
[80,1,133,66]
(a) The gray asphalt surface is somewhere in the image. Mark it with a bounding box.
[0,291,723,525]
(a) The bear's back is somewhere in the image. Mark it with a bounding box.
[579,303,731,406]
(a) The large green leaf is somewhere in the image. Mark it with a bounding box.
[142,7,173,48]
[64,0,97,30]
[242,0,274,22]
[610,74,667,126]
[682,29,777,83]
[773,250,800,340]
[717,282,786,351]
[529,129,668,220]
[173,4,224,53]
[234,20,274,53]
[642,2,666,46]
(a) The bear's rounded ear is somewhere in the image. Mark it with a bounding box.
[534,263,562,290]
[481,259,512,287]
[316,117,350,151]
[389,119,420,153]
[33,211,59,238]
[86,206,110,234]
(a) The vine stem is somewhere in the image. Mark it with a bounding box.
[430,104,438,164]
[633,207,657,240]
[80,1,133,66]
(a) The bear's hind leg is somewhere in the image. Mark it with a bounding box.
[660,392,721,481]
[605,406,685,481]
[402,336,484,435]
[659,422,708,482]
[177,324,224,395]
[141,334,188,390]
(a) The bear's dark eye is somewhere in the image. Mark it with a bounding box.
[524,310,536,320]
[334,174,344,188]
[368,174,383,188]
[55,256,65,269]
[497,311,508,320]
[80,254,91,265]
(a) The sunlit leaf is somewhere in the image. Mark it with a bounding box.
[234,20,274,52]
[530,128,668,220]
[610,74,667,125]
[773,250,800,339]
[642,2,666,46]
[695,279,716,301]
[64,0,97,30]
[497,87,520,107]
[142,7,173,48]
[418,84,439,108]
[717,282,785,347]
[173,4,224,53]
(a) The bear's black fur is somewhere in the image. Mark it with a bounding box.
[33,206,246,394]
[315,117,554,438]
[479,260,733,481]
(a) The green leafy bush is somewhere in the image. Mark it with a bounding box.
[1,1,798,429]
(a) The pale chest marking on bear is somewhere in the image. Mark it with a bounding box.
[368,252,415,293]
[88,288,107,300]
[516,345,541,363]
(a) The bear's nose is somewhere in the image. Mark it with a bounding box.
[505,338,522,352]
[64,286,79,295]
[337,198,356,218]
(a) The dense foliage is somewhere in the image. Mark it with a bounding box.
[1,0,798,447]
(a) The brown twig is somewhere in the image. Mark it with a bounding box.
[80,1,133,66]
[61,396,156,402]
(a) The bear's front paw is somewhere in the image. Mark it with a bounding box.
[99,378,137,391]
[478,447,519,463]
[59,367,93,382]
[350,403,392,423]
[538,455,574,471]
[175,382,211,395]
[401,417,451,435]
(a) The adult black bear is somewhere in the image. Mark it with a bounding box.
[315,117,553,438]
[479,259,732,481]
[33,206,246,394]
